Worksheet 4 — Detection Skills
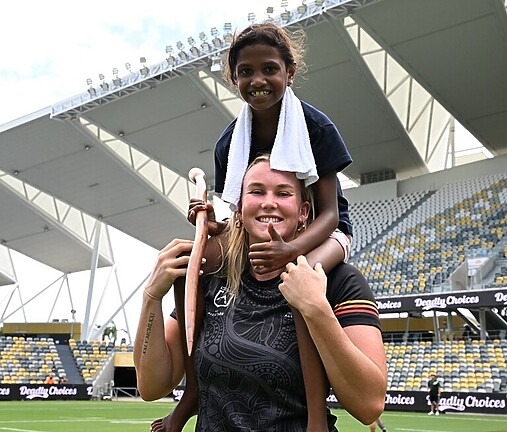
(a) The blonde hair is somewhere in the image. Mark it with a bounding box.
[218,153,313,297]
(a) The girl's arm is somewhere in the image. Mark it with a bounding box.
[291,170,339,254]
[279,256,387,425]
[133,239,192,401]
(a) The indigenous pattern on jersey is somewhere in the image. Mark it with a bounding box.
[193,263,380,431]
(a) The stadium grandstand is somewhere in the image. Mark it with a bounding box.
[0,0,506,415]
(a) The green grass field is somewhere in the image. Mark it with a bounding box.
[1,400,506,432]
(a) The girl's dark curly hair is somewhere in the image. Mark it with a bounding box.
[223,22,307,86]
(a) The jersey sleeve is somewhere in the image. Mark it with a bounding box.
[302,102,354,236]
[337,178,353,237]
[326,263,380,329]
[213,120,236,194]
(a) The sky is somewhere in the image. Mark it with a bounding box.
[0,0,277,341]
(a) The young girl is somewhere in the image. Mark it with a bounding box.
[151,22,354,432]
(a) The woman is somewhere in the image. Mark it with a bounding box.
[134,155,386,431]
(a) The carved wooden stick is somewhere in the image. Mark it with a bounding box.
[185,168,208,356]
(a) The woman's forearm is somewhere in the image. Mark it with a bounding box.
[279,257,386,424]
[302,303,386,424]
[134,293,183,401]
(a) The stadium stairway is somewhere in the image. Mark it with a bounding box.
[56,344,84,384]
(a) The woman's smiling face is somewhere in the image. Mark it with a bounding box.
[238,160,309,245]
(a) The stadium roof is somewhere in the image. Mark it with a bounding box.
[0,0,506,272]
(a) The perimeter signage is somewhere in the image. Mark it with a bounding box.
[327,391,507,415]
[376,288,507,313]
[0,384,93,400]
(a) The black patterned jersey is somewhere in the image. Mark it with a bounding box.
[192,263,380,432]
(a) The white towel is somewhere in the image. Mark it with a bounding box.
[222,87,318,210]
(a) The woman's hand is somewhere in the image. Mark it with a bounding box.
[144,239,194,300]
[279,255,328,314]
[187,199,226,237]
[249,223,299,274]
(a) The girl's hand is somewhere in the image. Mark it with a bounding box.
[187,199,225,237]
[144,239,194,300]
[279,255,328,314]
[248,223,298,274]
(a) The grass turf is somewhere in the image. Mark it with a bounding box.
[1,400,506,431]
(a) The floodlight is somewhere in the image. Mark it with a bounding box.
[210,27,219,37]
[188,37,195,46]
[248,12,255,23]
[224,32,233,44]
[266,6,274,13]
[223,23,232,32]
[179,51,189,61]
[125,62,132,71]
[199,32,207,41]
[315,0,325,5]
[166,55,176,67]
[297,4,307,14]
[201,41,211,52]
[112,68,122,87]
[190,46,200,56]
[281,0,288,8]
[212,37,222,48]
[139,57,149,77]
[86,78,96,96]
[281,10,291,21]
[165,45,173,54]
[176,41,184,50]
[98,73,109,91]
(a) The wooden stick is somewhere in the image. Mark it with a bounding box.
[185,168,208,356]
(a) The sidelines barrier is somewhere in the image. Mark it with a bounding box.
[327,390,507,415]
[3,384,506,416]
[0,384,93,401]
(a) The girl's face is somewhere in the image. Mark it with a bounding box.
[235,43,295,114]
[237,161,309,245]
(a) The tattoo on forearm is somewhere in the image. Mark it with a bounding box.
[142,312,156,355]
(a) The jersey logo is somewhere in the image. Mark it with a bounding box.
[214,286,233,308]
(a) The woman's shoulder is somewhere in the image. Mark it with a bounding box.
[326,263,381,328]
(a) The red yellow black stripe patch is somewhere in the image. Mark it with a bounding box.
[334,299,379,318]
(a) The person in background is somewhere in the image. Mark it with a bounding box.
[427,373,442,415]
[44,374,55,384]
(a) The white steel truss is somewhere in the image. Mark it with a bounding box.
[75,117,195,214]
[0,170,112,260]
[344,16,494,172]
[50,0,383,121]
